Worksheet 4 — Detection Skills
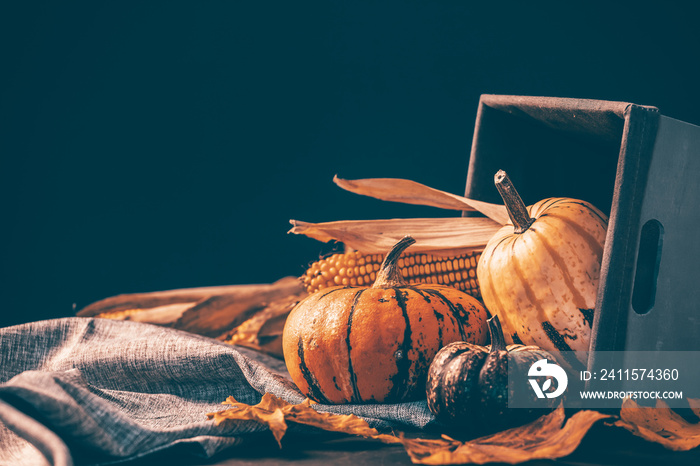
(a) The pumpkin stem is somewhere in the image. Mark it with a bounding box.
[494,170,535,234]
[372,236,415,288]
[488,315,507,352]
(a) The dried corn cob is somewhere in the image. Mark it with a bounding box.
[302,250,482,298]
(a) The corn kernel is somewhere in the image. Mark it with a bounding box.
[301,250,482,298]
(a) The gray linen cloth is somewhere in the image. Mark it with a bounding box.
[0,317,434,465]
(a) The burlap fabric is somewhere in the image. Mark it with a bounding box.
[0,318,434,465]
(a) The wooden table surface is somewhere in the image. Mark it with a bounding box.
[118,423,700,466]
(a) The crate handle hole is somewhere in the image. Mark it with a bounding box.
[632,219,664,315]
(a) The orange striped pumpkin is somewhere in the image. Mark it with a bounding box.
[476,171,607,367]
[283,236,490,404]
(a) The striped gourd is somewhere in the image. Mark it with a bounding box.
[302,250,482,298]
[283,237,490,404]
[476,171,607,368]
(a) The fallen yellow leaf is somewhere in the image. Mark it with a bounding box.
[400,406,610,465]
[615,398,700,451]
[207,393,398,448]
[209,395,611,464]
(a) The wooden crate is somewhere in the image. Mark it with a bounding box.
[462,95,700,367]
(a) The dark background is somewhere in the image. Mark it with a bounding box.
[2,2,699,328]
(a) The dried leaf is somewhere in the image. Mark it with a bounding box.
[692,398,700,418]
[209,396,611,463]
[333,176,509,225]
[615,398,700,451]
[400,407,610,465]
[208,393,398,448]
[289,217,501,256]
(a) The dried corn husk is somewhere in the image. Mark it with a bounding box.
[290,176,508,255]
[333,175,509,225]
[289,217,501,257]
[78,277,307,357]
[220,294,301,356]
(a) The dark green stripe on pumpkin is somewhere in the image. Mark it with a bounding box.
[537,198,561,213]
[423,289,467,341]
[541,321,583,369]
[570,200,608,225]
[411,288,443,347]
[297,337,330,404]
[541,321,573,352]
[345,289,365,403]
[409,286,431,303]
[579,308,594,328]
[387,287,413,401]
[318,288,340,301]
[491,233,512,251]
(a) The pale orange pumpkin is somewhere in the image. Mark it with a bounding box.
[283,236,490,404]
[476,171,607,367]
